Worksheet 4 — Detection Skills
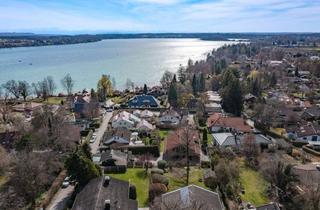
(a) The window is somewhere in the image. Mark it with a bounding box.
[312,136,318,141]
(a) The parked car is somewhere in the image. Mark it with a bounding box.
[62,177,70,188]
[89,138,95,143]
[316,164,320,171]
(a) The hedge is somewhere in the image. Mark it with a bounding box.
[128,145,160,157]
[157,160,167,170]
[151,174,169,186]
[104,166,127,173]
[151,168,164,175]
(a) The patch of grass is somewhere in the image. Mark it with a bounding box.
[207,133,213,145]
[270,127,286,137]
[45,97,65,105]
[0,176,7,187]
[160,140,165,152]
[159,130,169,140]
[166,167,206,192]
[107,169,149,207]
[240,165,269,206]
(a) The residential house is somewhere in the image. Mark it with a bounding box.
[155,185,224,210]
[212,133,239,148]
[301,106,320,121]
[136,119,155,132]
[72,176,138,210]
[163,128,200,166]
[293,163,320,188]
[100,150,128,167]
[286,122,320,143]
[71,95,99,119]
[205,91,222,115]
[158,109,181,128]
[134,109,155,119]
[127,94,160,108]
[103,129,132,145]
[256,202,280,210]
[239,134,274,145]
[207,113,252,133]
[12,102,42,114]
[111,111,141,129]
[205,103,222,115]
[147,86,166,97]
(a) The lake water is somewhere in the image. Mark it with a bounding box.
[0,39,233,92]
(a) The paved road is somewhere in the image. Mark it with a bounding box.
[90,111,112,154]
[47,110,113,210]
[47,185,74,210]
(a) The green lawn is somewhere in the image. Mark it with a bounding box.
[166,167,206,192]
[240,165,269,206]
[160,140,165,152]
[207,133,213,145]
[107,169,149,207]
[0,175,7,187]
[46,96,66,105]
[159,130,169,140]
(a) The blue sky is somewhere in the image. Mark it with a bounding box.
[0,0,319,33]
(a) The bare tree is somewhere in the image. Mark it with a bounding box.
[160,70,174,89]
[61,74,74,95]
[242,134,260,167]
[2,80,20,99]
[18,80,30,101]
[178,126,198,185]
[126,79,134,91]
[0,100,10,123]
[32,82,42,98]
[46,76,57,96]
[10,152,59,207]
[139,152,152,174]
[0,146,10,175]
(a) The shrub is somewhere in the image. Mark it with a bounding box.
[157,160,167,170]
[129,185,137,200]
[151,174,169,186]
[104,166,127,173]
[151,168,164,175]
[149,183,167,202]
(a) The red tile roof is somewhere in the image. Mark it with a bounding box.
[207,113,251,133]
[164,128,200,155]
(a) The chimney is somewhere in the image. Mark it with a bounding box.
[104,200,110,210]
[104,176,110,187]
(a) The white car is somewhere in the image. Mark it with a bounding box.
[92,133,97,138]
[62,177,70,188]
[89,138,95,143]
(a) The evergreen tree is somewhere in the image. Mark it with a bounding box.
[172,74,177,83]
[192,74,198,94]
[143,84,148,94]
[202,129,208,151]
[199,73,205,92]
[221,74,243,116]
[177,66,186,84]
[270,72,277,87]
[168,83,178,107]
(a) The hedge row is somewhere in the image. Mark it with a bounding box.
[104,165,127,173]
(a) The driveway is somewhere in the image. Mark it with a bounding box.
[46,185,74,210]
[90,111,113,154]
[46,109,113,210]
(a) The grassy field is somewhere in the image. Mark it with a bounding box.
[207,133,213,145]
[159,129,170,140]
[166,167,206,192]
[107,169,149,207]
[45,96,66,105]
[240,165,269,206]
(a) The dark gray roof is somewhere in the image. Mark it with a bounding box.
[256,202,280,210]
[72,176,137,210]
[160,185,224,210]
[103,129,131,143]
[100,150,127,166]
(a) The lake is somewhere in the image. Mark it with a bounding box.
[0,39,233,92]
